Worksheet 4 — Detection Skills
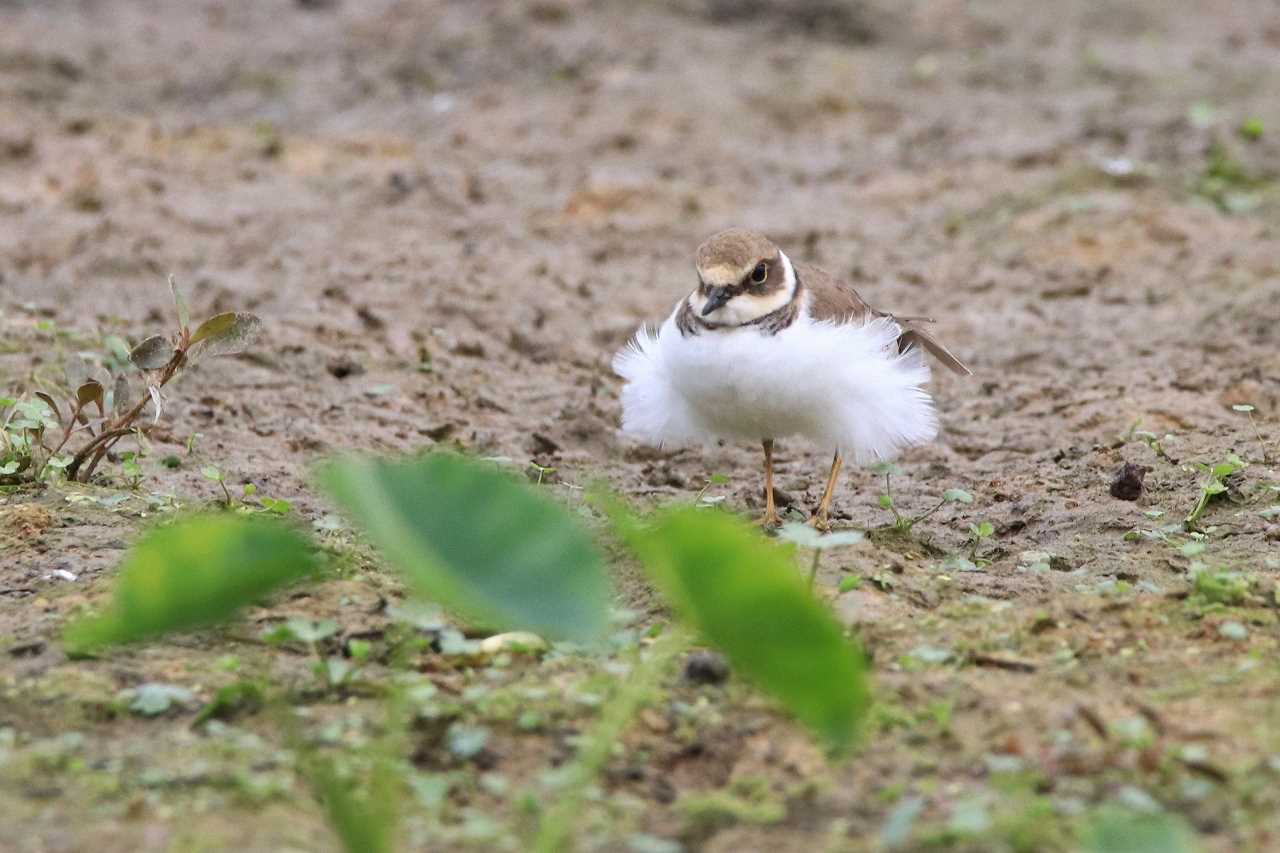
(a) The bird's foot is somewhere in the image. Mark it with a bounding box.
[754,511,782,530]
[806,513,832,533]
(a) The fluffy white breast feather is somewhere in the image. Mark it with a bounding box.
[613,289,939,465]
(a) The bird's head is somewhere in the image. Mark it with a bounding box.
[691,228,795,324]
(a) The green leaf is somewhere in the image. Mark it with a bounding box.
[308,755,398,853]
[624,507,868,752]
[286,617,339,643]
[193,680,265,726]
[318,453,611,643]
[943,488,974,504]
[201,465,223,482]
[129,335,176,370]
[1081,807,1198,853]
[64,515,317,653]
[446,723,490,759]
[777,522,864,550]
[1232,403,1256,413]
[837,575,862,593]
[941,555,980,573]
[169,275,190,331]
[259,497,292,515]
[188,312,262,359]
[76,380,104,413]
[128,682,195,716]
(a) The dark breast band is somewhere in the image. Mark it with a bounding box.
[675,269,803,338]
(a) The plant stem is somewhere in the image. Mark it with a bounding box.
[1247,411,1271,464]
[908,496,947,528]
[532,626,690,853]
[885,473,904,527]
[67,350,184,481]
[808,549,821,589]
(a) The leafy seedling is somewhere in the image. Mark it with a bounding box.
[1231,404,1270,463]
[1125,423,1176,463]
[4,278,261,484]
[127,683,196,717]
[873,462,973,532]
[1080,805,1198,853]
[620,506,870,752]
[966,520,995,560]
[202,465,233,507]
[319,453,612,643]
[1184,455,1245,528]
[694,472,730,504]
[777,522,865,588]
[119,451,144,489]
[63,514,317,654]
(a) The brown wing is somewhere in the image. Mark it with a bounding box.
[797,261,876,324]
[896,323,973,376]
[797,261,972,376]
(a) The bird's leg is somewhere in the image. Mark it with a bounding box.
[809,450,844,531]
[756,438,782,528]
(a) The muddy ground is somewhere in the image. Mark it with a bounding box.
[3,0,1280,850]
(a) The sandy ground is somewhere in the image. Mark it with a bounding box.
[3,1,1280,851]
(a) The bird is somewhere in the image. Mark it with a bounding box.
[613,227,971,530]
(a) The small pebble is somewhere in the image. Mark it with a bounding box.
[683,650,729,685]
[479,631,548,656]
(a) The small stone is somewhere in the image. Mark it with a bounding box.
[1110,462,1149,501]
[326,358,364,379]
[479,631,548,656]
[683,650,729,685]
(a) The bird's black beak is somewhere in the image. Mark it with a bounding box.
[701,286,732,316]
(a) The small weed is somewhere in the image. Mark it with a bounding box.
[777,522,864,588]
[966,520,995,560]
[1124,423,1176,463]
[202,465,233,508]
[1190,569,1252,607]
[873,462,973,532]
[1184,455,1245,528]
[1,277,260,484]
[1193,140,1270,214]
[1239,117,1264,141]
[119,451,145,489]
[694,472,729,505]
[1231,404,1270,463]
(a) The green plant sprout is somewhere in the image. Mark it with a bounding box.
[68,452,871,853]
[119,450,145,489]
[694,472,730,505]
[873,462,974,531]
[966,520,995,560]
[527,461,556,485]
[1231,404,1270,463]
[202,465,233,507]
[1,278,260,484]
[777,522,865,588]
[1185,455,1246,528]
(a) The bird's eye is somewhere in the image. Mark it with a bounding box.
[751,262,768,284]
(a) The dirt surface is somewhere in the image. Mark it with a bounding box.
[3,1,1280,851]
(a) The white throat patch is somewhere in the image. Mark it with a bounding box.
[689,251,797,325]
